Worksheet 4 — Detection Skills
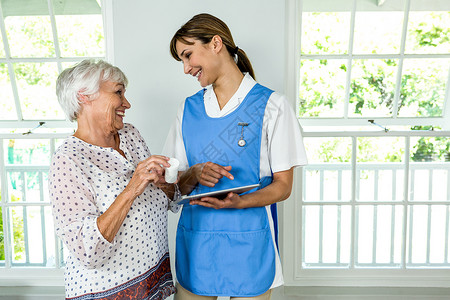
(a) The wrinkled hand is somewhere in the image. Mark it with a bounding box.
[193,162,234,187]
[125,155,170,198]
[190,192,242,209]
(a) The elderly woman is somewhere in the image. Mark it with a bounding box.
[49,59,177,300]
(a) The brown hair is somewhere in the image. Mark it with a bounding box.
[170,13,255,79]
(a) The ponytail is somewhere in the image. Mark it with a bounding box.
[235,48,255,80]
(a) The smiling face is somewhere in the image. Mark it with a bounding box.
[89,80,130,133]
[176,37,220,87]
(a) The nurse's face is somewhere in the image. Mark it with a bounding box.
[176,38,219,87]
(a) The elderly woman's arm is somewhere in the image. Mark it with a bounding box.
[96,155,168,241]
[49,152,168,268]
[50,153,111,269]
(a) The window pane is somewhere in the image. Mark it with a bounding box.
[357,137,405,202]
[44,206,56,267]
[398,59,449,117]
[303,205,351,267]
[349,59,399,118]
[13,62,65,119]
[24,206,43,264]
[25,171,44,202]
[408,205,450,265]
[61,61,82,70]
[305,137,353,164]
[299,59,347,117]
[356,205,403,266]
[4,139,51,165]
[4,13,55,58]
[42,172,50,203]
[0,63,17,120]
[7,172,24,202]
[9,206,49,265]
[405,10,450,54]
[304,137,352,202]
[410,136,450,202]
[411,136,450,163]
[10,207,25,263]
[301,12,351,55]
[353,11,404,54]
[54,14,105,57]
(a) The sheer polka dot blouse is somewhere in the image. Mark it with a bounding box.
[49,123,175,300]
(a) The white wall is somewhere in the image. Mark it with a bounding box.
[111,0,286,153]
[111,0,288,299]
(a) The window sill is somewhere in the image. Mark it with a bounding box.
[0,286,64,299]
[283,286,450,299]
[285,269,450,288]
[0,268,64,287]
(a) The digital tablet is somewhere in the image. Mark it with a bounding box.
[174,183,260,205]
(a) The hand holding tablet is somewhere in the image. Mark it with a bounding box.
[174,183,260,205]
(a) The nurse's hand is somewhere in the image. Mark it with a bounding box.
[190,192,242,209]
[192,162,234,187]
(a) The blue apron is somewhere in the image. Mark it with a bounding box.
[176,84,276,297]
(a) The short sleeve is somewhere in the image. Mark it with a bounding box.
[162,101,189,171]
[266,93,308,173]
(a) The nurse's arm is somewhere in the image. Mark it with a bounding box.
[190,167,294,209]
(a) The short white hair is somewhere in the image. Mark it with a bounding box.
[56,59,128,122]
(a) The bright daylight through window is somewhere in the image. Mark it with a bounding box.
[0,0,104,270]
[292,0,450,283]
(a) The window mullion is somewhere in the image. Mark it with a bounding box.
[390,172,397,264]
[426,203,432,265]
[426,169,433,265]
[403,136,411,268]
[0,3,10,58]
[46,0,62,74]
[319,170,324,264]
[351,136,357,268]
[391,0,410,119]
[39,171,48,267]
[343,0,357,119]
[21,171,30,265]
[372,170,379,264]
[22,205,30,265]
[337,170,343,264]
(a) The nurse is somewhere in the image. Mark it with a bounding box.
[164,13,307,300]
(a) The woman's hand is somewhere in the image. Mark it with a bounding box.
[192,162,234,187]
[177,161,234,197]
[125,155,170,199]
[190,192,242,209]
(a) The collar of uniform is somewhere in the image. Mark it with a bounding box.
[204,73,257,117]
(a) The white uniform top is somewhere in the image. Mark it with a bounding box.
[163,73,307,290]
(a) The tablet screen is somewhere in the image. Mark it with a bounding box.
[174,183,260,205]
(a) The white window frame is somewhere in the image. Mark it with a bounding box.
[282,0,450,293]
[290,0,450,129]
[0,0,114,289]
